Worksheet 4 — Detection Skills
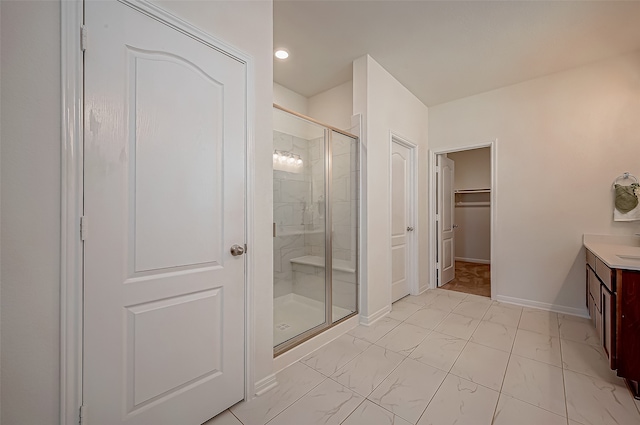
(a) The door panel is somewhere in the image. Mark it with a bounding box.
[391,142,412,302]
[438,156,455,285]
[132,50,223,272]
[84,2,246,423]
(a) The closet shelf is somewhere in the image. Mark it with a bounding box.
[456,201,490,207]
[454,188,491,193]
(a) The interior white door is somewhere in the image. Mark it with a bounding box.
[391,142,413,302]
[83,2,246,424]
[438,155,455,286]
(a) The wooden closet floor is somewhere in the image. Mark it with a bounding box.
[440,261,491,297]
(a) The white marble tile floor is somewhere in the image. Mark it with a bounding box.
[208,290,640,425]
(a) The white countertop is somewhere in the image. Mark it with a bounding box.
[583,234,640,271]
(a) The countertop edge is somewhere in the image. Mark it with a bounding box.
[583,234,640,271]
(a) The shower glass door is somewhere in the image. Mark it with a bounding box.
[273,106,359,355]
[273,109,326,348]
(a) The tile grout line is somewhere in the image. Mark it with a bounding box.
[259,362,330,425]
[489,303,523,425]
[558,316,571,425]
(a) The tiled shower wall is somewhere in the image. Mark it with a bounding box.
[273,130,312,298]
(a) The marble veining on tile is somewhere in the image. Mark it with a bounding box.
[493,394,567,425]
[348,317,401,343]
[409,331,467,372]
[501,355,566,417]
[230,362,324,425]
[482,304,522,328]
[561,338,621,385]
[564,369,640,425]
[342,399,412,425]
[368,357,447,424]
[518,309,559,337]
[213,289,640,425]
[433,313,481,340]
[331,344,404,397]
[404,307,450,330]
[375,323,431,356]
[450,341,510,391]
[511,328,562,367]
[300,334,370,376]
[266,379,364,425]
[417,374,499,425]
[470,320,517,352]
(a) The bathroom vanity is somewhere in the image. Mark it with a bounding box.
[584,234,640,399]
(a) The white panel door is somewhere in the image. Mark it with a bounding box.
[83,2,246,424]
[438,155,455,286]
[391,142,413,302]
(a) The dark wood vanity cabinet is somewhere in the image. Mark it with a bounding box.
[617,269,640,384]
[586,249,640,396]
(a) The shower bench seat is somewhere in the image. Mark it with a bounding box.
[290,255,355,273]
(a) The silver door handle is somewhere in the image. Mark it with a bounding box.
[230,244,245,257]
[407,226,414,232]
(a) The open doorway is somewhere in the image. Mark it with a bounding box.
[430,143,495,299]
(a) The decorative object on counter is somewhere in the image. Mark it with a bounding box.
[613,172,640,221]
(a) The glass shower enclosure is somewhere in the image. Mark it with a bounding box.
[273,104,359,355]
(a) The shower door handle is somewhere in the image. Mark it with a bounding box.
[230,244,245,257]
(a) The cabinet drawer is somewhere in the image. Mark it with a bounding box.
[595,257,614,292]
[586,249,596,270]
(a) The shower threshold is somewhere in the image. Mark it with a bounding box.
[274,293,352,347]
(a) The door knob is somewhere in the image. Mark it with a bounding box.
[407,226,414,232]
[230,244,245,257]
[453,224,459,229]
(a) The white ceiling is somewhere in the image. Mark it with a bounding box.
[274,0,640,106]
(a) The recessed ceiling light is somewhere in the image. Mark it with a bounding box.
[275,49,289,60]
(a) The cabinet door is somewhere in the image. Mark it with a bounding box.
[589,267,601,312]
[602,286,616,369]
[618,270,640,381]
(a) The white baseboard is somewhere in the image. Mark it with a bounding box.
[254,374,278,397]
[272,315,359,374]
[455,257,491,265]
[496,295,589,318]
[359,304,391,326]
[416,284,430,295]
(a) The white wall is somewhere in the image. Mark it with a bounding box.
[448,148,491,191]
[429,51,640,313]
[274,82,309,115]
[353,55,429,322]
[273,83,311,139]
[274,81,354,136]
[0,2,273,423]
[1,2,61,424]
[308,81,353,132]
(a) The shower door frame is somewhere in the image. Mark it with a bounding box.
[273,104,360,357]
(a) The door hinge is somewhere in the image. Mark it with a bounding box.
[436,213,440,221]
[435,165,440,173]
[80,25,87,52]
[79,405,88,425]
[244,243,248,254]
[80,216,88,241]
